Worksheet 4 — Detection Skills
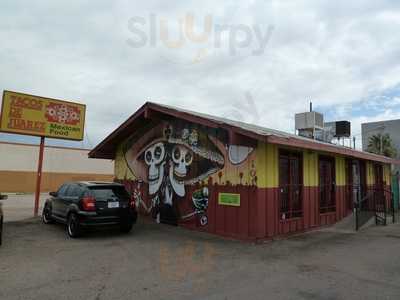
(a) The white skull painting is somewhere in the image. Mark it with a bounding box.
[172,145,193,177]
[170,145,193,197]
[144,142,165,195]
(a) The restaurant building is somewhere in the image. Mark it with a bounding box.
[89,102,398,240]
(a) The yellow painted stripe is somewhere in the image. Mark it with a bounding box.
[335,156,346,186]
[303,150,318,187]
[384,164,391,185]
[255,141,267,188]
[115,144,136,180]
[366,161,374,185]
[266,143,279,188]
[256,142,279,188]
[116,137,392,191]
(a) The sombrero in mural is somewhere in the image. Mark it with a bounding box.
[124,121,225,185]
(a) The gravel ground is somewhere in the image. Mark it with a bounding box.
[1,213,400,300]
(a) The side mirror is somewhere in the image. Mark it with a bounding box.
[49,191,58,197]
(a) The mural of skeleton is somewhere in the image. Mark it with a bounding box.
[124,120,255,226]
[144,142,165,196]
[125,122,224,224]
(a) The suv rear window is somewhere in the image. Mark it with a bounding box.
[88,186,130,201]
[66,184,83,198]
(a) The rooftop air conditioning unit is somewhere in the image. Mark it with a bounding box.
[324,121,351,138]
[295,111,324,139]
[295,112,324,131]
[315,126,335,143]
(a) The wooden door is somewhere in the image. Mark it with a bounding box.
[290,157,302,217]
[346,159,356,212]
[279,151,302,220]
[374,164,384,188]
[359,161,367,199]
[374,164,385,211]
[319,157,336,213]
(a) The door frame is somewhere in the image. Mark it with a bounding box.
[318,155,336,214]
[374,163,384,188]
[345,159,355,212]
[278,149,303,220]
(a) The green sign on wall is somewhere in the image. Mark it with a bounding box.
[218,193,241,207]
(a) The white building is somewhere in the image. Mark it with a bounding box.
[0,141,114,193]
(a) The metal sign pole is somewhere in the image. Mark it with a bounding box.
[34,137,45,217]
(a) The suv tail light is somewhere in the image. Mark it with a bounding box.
[82,196,96,211]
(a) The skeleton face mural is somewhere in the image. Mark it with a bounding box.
[169,145,193,197]
[144,142,165,195]
[172,145,193,178]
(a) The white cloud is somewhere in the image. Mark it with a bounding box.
[1,0,400,149]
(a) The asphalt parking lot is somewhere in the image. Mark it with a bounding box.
[1,194,46,222]
[1,196,400,300]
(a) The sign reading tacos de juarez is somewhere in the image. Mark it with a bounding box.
[218,193,241,207]
[0,91,86,141]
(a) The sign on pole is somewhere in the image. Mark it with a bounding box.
[0,90,86,216]
[0,90,86,141]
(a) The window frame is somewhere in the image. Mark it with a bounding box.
[278,149,304,220]
[57,184,69,197]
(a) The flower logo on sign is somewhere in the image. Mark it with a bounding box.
[45,103,81,125]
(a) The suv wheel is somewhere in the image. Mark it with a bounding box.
[42,204,54,224]
[120,222,133,233]
[67,213,82,238]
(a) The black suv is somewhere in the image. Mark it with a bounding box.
[0,193,8,246]
[42,182,137,238]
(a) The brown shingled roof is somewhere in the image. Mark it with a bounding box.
[89,102,400,165]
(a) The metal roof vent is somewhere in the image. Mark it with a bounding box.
[295,110,324,139]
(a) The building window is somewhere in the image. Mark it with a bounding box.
[279,150,303,220]
[319,156,336,213]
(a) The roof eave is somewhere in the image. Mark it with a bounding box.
[146,102,266,142]
[267,135,400,165]
[89,102,268,159]
[89,102,400,165]
[88,103,148,159]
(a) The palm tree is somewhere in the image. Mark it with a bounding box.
[367,133,397,158]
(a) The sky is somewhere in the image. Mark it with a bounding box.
[1,0,400,150]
